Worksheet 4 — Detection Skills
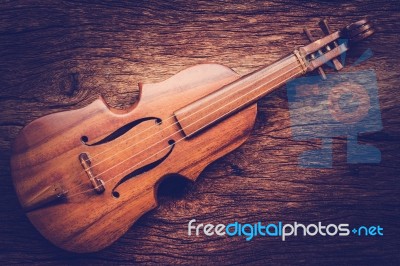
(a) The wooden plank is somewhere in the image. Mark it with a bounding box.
[0,0,399,264]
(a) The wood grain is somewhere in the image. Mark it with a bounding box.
[174,54,303,137]
[11,62,257,253]
[1,0,399,264]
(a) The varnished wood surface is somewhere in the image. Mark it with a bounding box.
[11,63,257,253]
[174,55,302,137]
[0,0,399,264]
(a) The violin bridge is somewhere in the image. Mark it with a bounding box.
[79,152,105,194]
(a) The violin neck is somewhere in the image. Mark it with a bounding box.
[174,52,307,137]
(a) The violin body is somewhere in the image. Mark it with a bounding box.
[10,18,374,252]
[11,64,257,252]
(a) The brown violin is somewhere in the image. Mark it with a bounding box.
[10,19,374,252]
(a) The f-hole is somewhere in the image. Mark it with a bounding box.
[81,117,162,146]
[112,139,175,198]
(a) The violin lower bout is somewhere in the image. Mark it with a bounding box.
[10,64,257,252]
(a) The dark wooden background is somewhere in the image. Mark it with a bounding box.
[1,0,399,264]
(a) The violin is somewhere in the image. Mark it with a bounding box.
[10,19,374,252]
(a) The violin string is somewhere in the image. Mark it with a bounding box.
[70,59,300,191]
[67,62,302,198]
[69,61,302,195]
[87,60,287,163]
[84,57,296,172]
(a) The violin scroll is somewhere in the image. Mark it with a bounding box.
[342,19,375,43]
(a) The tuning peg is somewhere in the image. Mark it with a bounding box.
[303,28,327,80]
[318,19,343,71]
